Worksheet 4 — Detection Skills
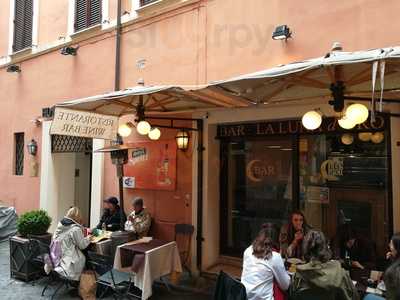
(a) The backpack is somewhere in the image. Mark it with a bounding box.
[46,239,62,268]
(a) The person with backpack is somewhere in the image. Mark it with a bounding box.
[51,207,92,281]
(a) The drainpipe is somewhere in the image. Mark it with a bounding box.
[114,0,122,91]
[196,120,204,270]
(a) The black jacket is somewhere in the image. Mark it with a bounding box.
[214,271,247,300]
[96,207,126,231]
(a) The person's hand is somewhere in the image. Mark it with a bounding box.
[294,231,304,242]
[386,251,393,260]
[128,215,134,222]
[352,261,364,269]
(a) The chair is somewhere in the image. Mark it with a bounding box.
[29,239,78,300]
[86,251,136,299]
[174,223,195,276]
[289,288,334,300]
[213,271,247,300]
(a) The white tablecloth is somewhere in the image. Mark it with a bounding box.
[114,239,182,300]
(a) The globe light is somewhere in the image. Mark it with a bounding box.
[118,122,134,137]
[148,127,161,140]
[301,111,322,130]
[358,132,372,142]
[341,134,354,145]
[346,103,369,124]
[371,132,384,144]
[136,120,151,135]
[338,115,356,129]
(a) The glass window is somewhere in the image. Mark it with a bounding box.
[221,138,294,256]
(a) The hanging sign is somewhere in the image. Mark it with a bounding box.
[50,108,118,140]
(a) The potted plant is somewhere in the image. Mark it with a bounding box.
[10,210,52,281]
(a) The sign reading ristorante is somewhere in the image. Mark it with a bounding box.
[50,108,119,140]
[217,116,386,138]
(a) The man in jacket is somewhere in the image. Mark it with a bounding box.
[125,197,151,238]
[96,196,126,231]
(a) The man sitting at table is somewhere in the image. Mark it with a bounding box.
[125,197,151,238]
[333,224,377,270]
[96,196,126,231]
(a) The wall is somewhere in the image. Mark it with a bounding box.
[103,118,194,242]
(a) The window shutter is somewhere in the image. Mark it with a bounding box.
[140,0,158,6]
[75,0,102,32]
[13,0,33,52]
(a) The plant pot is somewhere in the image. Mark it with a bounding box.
[9,233,51,281]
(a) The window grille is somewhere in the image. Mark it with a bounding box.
[14,133,24,175]
[51,135,93,153]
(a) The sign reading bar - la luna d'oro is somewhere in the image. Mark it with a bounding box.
[50,108,119,140]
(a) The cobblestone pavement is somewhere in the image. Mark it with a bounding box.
[0,240,211,300]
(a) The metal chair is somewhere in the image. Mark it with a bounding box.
[86,251,137,299]
[29,238,78,300]
[174,224,195,276]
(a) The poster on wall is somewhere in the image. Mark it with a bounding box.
[123,140,177,191]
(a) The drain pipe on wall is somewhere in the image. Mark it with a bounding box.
[114,0,122,91]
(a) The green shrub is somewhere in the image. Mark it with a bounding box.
[17,210,52,237]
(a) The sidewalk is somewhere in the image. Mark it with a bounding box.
[0,240,212,299]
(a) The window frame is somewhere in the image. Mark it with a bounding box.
[68,0,106,36]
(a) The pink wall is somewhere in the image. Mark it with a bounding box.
[0,0,400,216]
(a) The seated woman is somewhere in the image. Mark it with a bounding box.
[241,224,290,300]
[51,207,91,281]
[290,230,359,300]
[363,233,400,300]
[279,210,311,259]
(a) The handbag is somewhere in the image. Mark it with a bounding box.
[274,280,287,300]
[79,270,97,300]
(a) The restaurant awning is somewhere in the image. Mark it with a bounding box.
[56,46,400,116]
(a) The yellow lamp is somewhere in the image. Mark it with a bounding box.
[118,122,134,137]
[371,132,384,144]
[358,132,372,142]
[301,111,322,130]
[176,130,190,151]
[148,127,161,140]
[338,116,356,129]
[136,120,151,135]
[346,103,369,124]
[341,134,354,145]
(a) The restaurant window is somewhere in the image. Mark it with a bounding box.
[14,133,24,176]
[299,131,390,258]
[74,0,102,32]
[220,137,295,256]
[12,0,33,52]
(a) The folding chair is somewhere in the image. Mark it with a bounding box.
[86,251,136,299]
[29,238,78,300]
[174,224,195,276]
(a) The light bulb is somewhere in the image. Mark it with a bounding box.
[341,134,354,145]
[118,122,133,137]
[346,103,369,124]
[136,120,151,135]
[371,132,384,144]
[302,111,322,130]
[148,127,161,140]
[358,132,372,142]
[338,116,356,129]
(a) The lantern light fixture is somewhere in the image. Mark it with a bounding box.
[272,25,292,40]
[176,130,190,151]
[118,122,134,137]
[148,127,161,140]
[61,46,78,56]
[345,103,369,125]
[301,110,322,130]
[136,120,151,135]
[27,139,38,156]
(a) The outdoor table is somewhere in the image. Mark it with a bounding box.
[350,268,386,298]
[89,238,112,256]
[113,238,182,300]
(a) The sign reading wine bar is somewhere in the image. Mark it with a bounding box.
[217,116,386,138]
[50,108,118,140]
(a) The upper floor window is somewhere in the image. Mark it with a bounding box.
[139,0,159,7]
[13,0,33,52]
[74,0,102,32]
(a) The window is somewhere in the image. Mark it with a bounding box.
[75,0,102,32]
[12,0,33,52]
[14,133,24,176]
[140,0,158,7]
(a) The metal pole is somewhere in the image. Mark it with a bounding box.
[114,0,122,91]
[196,119,204,270]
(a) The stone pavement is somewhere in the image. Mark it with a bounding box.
[0,240,212,300]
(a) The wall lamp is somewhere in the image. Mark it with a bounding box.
[176,130,190,151]
[27,139,38,156]
[61,46,78,56]
[272,25,292,40]
[6,65,21,73]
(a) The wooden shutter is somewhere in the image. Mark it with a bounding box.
[13,0,33,52]
[75,0,102,32]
